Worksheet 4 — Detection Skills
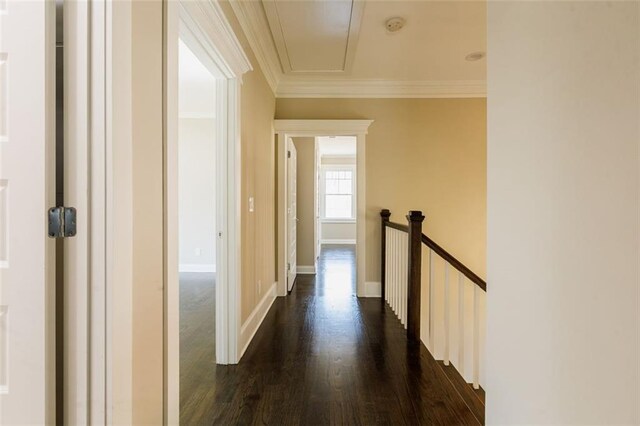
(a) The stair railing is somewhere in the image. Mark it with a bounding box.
[380,209,487,391]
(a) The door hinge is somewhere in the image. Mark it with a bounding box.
[287,150,291,159]
[48,207,77,238]
[287,262,291,271]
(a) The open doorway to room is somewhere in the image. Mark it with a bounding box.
[287,136,358,295]
[177,38,218,419]
[287,135,358,299]
[276,120,373,299]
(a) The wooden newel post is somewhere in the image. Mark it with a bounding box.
[406,210,425,342]
[380,209,391,302]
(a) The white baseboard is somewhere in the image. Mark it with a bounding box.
[320,239,356,245]
[179,264,216,273]
[364,281,381,298]
[297,265,316,274]
[239,282,277,359]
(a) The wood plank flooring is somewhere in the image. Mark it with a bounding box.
[180,272,216,423]
[180,246,479,425]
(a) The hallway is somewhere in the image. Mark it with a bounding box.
[182,246,479,425]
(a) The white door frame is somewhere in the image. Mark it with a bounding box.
[313,137,320,269]
[164,0,250,423]
[275,120,373,297]
[286,138,298,291]
[64,1,136,424]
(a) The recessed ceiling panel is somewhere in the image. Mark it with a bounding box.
[263,0,363,74]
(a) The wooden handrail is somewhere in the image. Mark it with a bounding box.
[380,209,486,292]
[386,221,409,233]
[420,234,487,292]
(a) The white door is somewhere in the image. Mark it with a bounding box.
[287,139,297,291]
[0,1,55,424]
[315,141,321,264]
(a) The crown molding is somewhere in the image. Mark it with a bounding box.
[276,78,487,99]
[180,0,252,80]
[228,0,281,93]
[227,0,486,99]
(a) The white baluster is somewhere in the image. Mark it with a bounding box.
[391,230,397,313]
[385,228,390,304]
[458,272,465,376]
[444,262,450,366]
[429,249,435,351]
[398,231,404,325]
[394,230,399,315]
[473,284,480,390]
[402,232,407,326]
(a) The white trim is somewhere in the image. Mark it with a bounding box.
[276,120,373,298]
[227,0,280,93]
[226,1,485,99]
[297,265,316,274]
[313,138,320,271]
[321,239,357,245]
[165,1,250,423]
[179,264,216,273]
[274,119,373,135]
[276,78,487,99]
[67,1,134,423]
[179,0,252,80]
[364,281,382,298]
[321,219,356,224]
[239,282,277,358]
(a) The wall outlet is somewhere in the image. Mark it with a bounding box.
[249,196,255,213]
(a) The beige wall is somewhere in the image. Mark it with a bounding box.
[276,98,487,283]
[487,2,639,423]
[131,1,163,424]
[292,137,316,268]
[219,2,277,323]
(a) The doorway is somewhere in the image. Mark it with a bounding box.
[177,38,218,419]
[164,1,251,422]
[275,120,373,298]
[290,136,358,295]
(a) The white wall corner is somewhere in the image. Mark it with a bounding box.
[297,265,316,274]
[239,282,277,359]
[364,281,381,298]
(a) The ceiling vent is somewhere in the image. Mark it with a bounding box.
[385,17,406,33]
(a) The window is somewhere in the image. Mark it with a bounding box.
[323,168,355,219]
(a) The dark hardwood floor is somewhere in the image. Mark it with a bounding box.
[180,246,479,425]
[180,272,216,423]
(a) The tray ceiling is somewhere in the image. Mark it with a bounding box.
[262,0,364,74]
[229,0,487,98]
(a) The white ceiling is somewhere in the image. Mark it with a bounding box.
[263,0,362,74]
[351,1,486,82]
[179,39,217,118]
[318,136,357,156]
[229,0,487,98]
